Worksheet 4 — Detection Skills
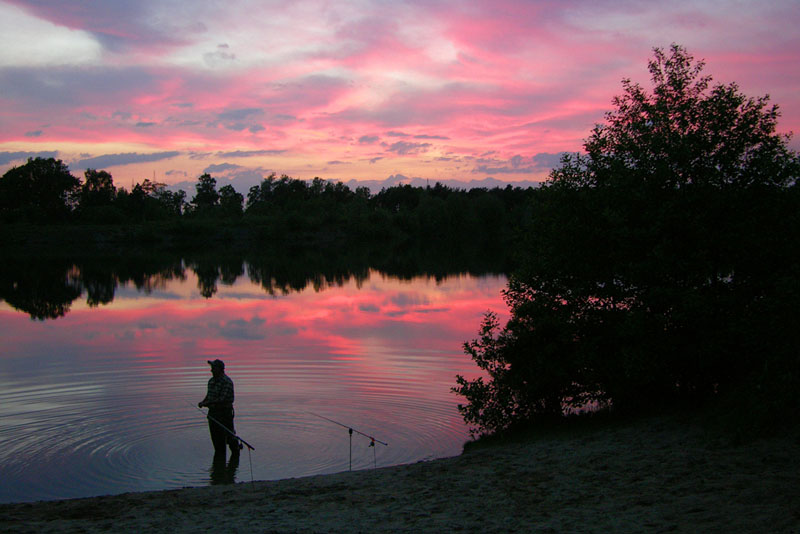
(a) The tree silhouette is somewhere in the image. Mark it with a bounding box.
[219,184,244,218]
[191,173,220,214]
[454,45,800,436]
[0,157,80,222]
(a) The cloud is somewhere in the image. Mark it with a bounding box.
[217,316,267,340]
[211,107,265,133]
[216,150,286,158]
[2,0,798,186]
[2,0,202,56]
[0,65,160,109]
[0,150,59,166]
[204,43,236,67]
[387,141,432,155]
[0,2,102,67]
[216,108,263,121]
[74,151,181,169]
[204,163,243,173]
[473,152,569,174]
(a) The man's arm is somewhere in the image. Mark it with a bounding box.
[199,377,232,408]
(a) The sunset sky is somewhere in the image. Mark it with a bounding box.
[1,0,798,192]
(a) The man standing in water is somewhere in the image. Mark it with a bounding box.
[198,359,242,459]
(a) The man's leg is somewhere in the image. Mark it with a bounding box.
[208,418,227,458]
[221,412,241,456]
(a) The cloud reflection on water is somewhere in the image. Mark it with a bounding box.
[0,265,509,502]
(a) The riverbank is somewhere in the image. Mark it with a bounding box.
[2,413,797,533]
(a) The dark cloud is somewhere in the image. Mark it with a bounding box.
[217,317,268,340]
[359,135,380,144]
[414,134,449,140]
[74,151,181,169]
[135,121,156,127]
[391,292,430,307]
[216,149,286,158]
[216,108,263,121]
[387,141,431,155]
[531,152,569,168]
[0,66,160,109]
[204,163,242,174]
[24,130,44,137]
[386,131,409,137]
[204,43,236,67]
[473,152,569,174]
[6,0,192,54]
[212,108,264,133]
[271,114,298,123]
[327,160,347,165]
[0,150,59,166]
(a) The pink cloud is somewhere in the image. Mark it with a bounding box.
[1,1,797,186]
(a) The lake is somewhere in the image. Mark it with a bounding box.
[0,257,508,503]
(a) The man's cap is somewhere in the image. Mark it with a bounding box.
[207,359,225,369]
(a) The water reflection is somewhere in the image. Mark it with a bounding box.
[210,454,239,485]
[0,248,507,320]
[0,254,509,503]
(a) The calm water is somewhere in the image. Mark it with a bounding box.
[0,262,507,503]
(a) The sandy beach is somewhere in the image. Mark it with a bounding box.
[2,413,798,533]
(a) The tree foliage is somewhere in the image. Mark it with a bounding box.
[191,173,220,214]
[0,157,80,222]
[454,45,800,436]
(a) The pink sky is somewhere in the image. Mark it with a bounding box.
[1,0,798,191]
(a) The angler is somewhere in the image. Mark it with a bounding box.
[198,359,249,459]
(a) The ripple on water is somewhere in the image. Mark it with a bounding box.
[0,357,474,503]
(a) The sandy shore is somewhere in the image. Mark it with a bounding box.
[2,414,798,533]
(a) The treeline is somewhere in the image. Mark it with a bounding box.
[0,160,534,249]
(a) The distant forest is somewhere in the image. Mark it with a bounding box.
[0,158,535,254]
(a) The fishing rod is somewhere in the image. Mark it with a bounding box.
[307,412,387,471]
[307,412,388,446]
[189,402,255,451]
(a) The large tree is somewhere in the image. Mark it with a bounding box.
[454,45,800,436]
[219,184,244,218]
[191,173,220,213]
[0,157,81,222]
[80,168,116,208]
